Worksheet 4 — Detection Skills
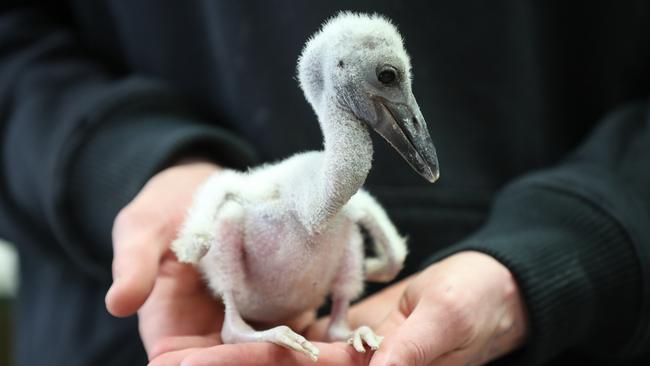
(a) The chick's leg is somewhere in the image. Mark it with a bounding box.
[211,202,320,361]
[326,297,383,351]
[220,292,320,361]
[325,228,383,352]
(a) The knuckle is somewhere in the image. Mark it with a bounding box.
[113,202,173,244]
[147,338,174,361]
[398,289,416,316]
[436,285,478,347]
[113,205,130,227]
[112,206,134,243]
[400,338,429,366]
[113,204,142,233]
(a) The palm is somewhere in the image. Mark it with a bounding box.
[108,162,323,364]
[138,255,224,358]
[107,162,225,358]
[145,277,412,366]
[150,254,527,366]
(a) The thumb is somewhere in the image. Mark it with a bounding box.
[105,211,165,317]
[370,301,450,366]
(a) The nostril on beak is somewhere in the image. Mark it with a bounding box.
[412,117,420,130]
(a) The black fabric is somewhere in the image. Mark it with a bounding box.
[425,102,650,365]
[0,1,649,365]
[14,244,147,366]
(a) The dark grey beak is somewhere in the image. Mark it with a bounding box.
[369,94,440,183]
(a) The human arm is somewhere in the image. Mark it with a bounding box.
[0,3,256,279]
[424,99,650,364]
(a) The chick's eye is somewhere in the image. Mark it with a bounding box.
[377,67,397,85]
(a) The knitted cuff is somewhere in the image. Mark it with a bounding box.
[424,180,641,365]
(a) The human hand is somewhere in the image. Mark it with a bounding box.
[155,251,528,366]
[105,161,316,362]
[104,162,224,358]
[362,251,529,366]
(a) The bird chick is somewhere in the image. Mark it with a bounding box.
[172,12,439,361]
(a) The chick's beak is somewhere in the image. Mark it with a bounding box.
[370,93,440,183]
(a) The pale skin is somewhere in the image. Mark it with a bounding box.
[106,162,529,366]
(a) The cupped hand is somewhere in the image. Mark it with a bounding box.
[105,162,224,358]
[157,251,528,366]
[105,161,316,363]
[362,251,530,366]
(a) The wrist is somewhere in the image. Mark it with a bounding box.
[430,251,530,358]
[459,251,529,352]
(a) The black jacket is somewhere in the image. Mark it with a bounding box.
[1,1,649,365]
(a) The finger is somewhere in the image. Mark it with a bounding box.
[304,316,331,341]
[106,216,165,317]
[148,347,201,366]
[306,277,412,341]
[428,349,479,366]
[148,335,221,361]
[369,302,456,366]
[428,332,508,366]
[180,342,373,366]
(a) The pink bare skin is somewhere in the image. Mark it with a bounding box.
[106,162,529,366]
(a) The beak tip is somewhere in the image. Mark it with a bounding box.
[421,165,440,183]
[428,169,440,183]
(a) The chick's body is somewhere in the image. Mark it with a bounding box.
[196,153,363,323]
[172,12,437,360]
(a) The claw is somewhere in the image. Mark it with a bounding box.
[270,326,320,361]
[171,232,212,264]
[347,326,384,353]
[351,333,365,353]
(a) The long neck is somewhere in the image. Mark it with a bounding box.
[297,105,373,233]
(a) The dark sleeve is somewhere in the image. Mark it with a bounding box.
[425,99,650,364]
[0,5,258,280]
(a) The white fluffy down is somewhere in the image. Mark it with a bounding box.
[171,11,412,360]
